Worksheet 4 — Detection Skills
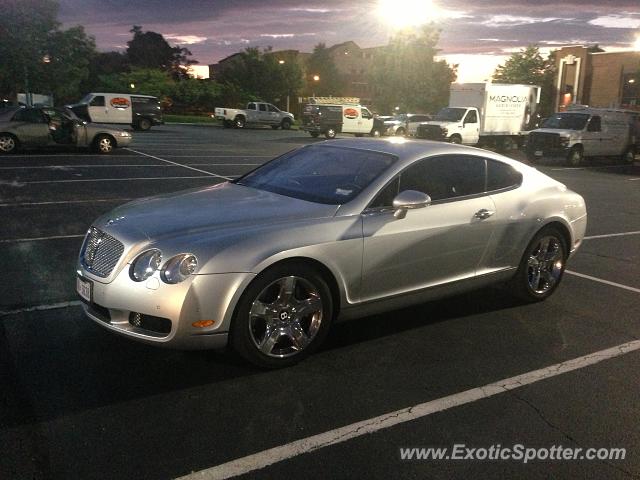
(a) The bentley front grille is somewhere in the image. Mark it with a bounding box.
[81,227,124,277]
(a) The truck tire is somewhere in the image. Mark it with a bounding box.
[234,116,246,129]
[281,118,292,130]
[395,127,405,136]
[370,128,382,137]
[566,146,583,167]
[449,134,462,144]
[325,127,337,139]
[621,145,636,164]
[137,118,151,131]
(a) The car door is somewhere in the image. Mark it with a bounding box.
[462,109,480,144]
[11,108,50,146]
[582,115,602,157]
[361,155,496,301]
[104,94,132,125]
[245,103,259,123]
[360,107,374,133]
[267,104,280,124]
[257,103,270,124]
[87,95,108,123]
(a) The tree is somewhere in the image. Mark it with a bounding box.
[369,26,456,114]
[493,45,556,116]
[0,0,96,104]
[305,43,344,96]
[126,26,196,79]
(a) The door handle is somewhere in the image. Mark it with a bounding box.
[474,209,495,220]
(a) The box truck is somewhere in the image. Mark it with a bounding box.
[416,83,541,149]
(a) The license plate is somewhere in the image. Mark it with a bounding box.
[76,276,92,302]
[534,150,543,157]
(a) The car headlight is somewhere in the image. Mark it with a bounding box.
[120,131,131,137]
[442,127,448,135]
[560,136,570,147]
[161,254,198,284]
[130,249,162,282]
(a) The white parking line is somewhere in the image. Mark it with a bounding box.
[0,234,85,244]
[584,230,640,240]
[125,148,232,180]
[565,270,640,294]
[0,300,82,317]
[176,339,640,480]
[0,198,132,207]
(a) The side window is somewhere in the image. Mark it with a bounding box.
[12,108,45,123]
[361,108,372,119]
[247,103,256,110]
[369,177,400,209]
[131,96,149,104]
[259,103,267,112]
[464,110,478,124]
[89,96,105,107]
[399,155,486,202]
[588,115,601,132]
[486,160,523,191]
[267,104,279,112]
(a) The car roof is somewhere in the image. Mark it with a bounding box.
[312,138,523,169]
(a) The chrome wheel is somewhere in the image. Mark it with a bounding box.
[567,148,582,166]
[248,276,323,358]
[97,136,114,153]
[325,128,336,139]
[526,236,564,294]
[0,134,16,153]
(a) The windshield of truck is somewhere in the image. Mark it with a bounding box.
[434,108,467,122]
[542,113,590,130]
[77,93,93,105]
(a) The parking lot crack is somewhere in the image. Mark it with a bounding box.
[510,391,638,478]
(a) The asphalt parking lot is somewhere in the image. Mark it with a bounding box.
[1,125,639,480]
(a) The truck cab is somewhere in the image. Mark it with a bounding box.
[417,107,479,144]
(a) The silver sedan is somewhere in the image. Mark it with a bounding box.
[0,106,131,154]
[76,139,587,368]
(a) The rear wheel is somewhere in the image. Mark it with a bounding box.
[509,226,568,302]
[325,127,337,139]
[234,116,246,129]
[94,134,115,154]
[230,263,334,368]
[621,145,636,164]
[0,133,18,154]
[137,118,151,131]
[370,128,382,137]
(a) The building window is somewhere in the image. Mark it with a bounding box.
[622,73,640,108]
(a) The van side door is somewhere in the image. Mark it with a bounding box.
[462,109,480,144]
[360,107,375,134]
[87,95,108,123]
[583,115,602,157]
[104,94,133,125]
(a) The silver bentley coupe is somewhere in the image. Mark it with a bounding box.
[76,138,587,368]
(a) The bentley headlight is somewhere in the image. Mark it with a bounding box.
[130,249,162,282]
[161,254,198,284]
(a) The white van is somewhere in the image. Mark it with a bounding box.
[527,107,635,166]
[68,93,163,131]
[302,103,374,139]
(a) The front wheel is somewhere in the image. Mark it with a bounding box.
[230,263,334,368]
[370,128,382,138]
[281,118,292,130]
[325,127,337,139]
[449,134,462,144]
[621,146,636,164]
[137,118,151,131]
[94,134,115,154]
[566,146,583,166]
[509,226,567,302]
[0,133,18,154]
[395,128,405,136]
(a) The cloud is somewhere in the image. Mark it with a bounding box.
[164,34,208,45]
[588,15,640,29]
[259,33,317,38]
[482,15,567,27]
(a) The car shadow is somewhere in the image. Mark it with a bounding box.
[1,285,521,428]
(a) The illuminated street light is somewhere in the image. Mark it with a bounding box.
[278,59,285,64]
[130,83,135,89]
[313,75,320,82]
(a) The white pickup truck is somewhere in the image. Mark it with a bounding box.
[214,102,294,129]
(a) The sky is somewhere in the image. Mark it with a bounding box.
[58,0,640,83]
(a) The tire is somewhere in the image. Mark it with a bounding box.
[137,118,151,131]
[281,118,292,130]
[370,128,382,138]
[449,134,462,144]
[234,116,246,129]
[395,128,405,136]
[271,125,279,130]
[566,146,583,166]
[94,134,115,154]
[509,226,568,302]
[325,127,337,139]
[230,263,334,368]
[310,132,319,138]
[0,133,18,154]
[621,145,635,164]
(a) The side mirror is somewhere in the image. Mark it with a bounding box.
[392,190,431,219]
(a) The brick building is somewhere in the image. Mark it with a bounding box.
[554,45,640,111]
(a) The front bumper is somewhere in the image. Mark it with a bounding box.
[526,145,570,159]
[117,135,133,147]
[77,263,255,350]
